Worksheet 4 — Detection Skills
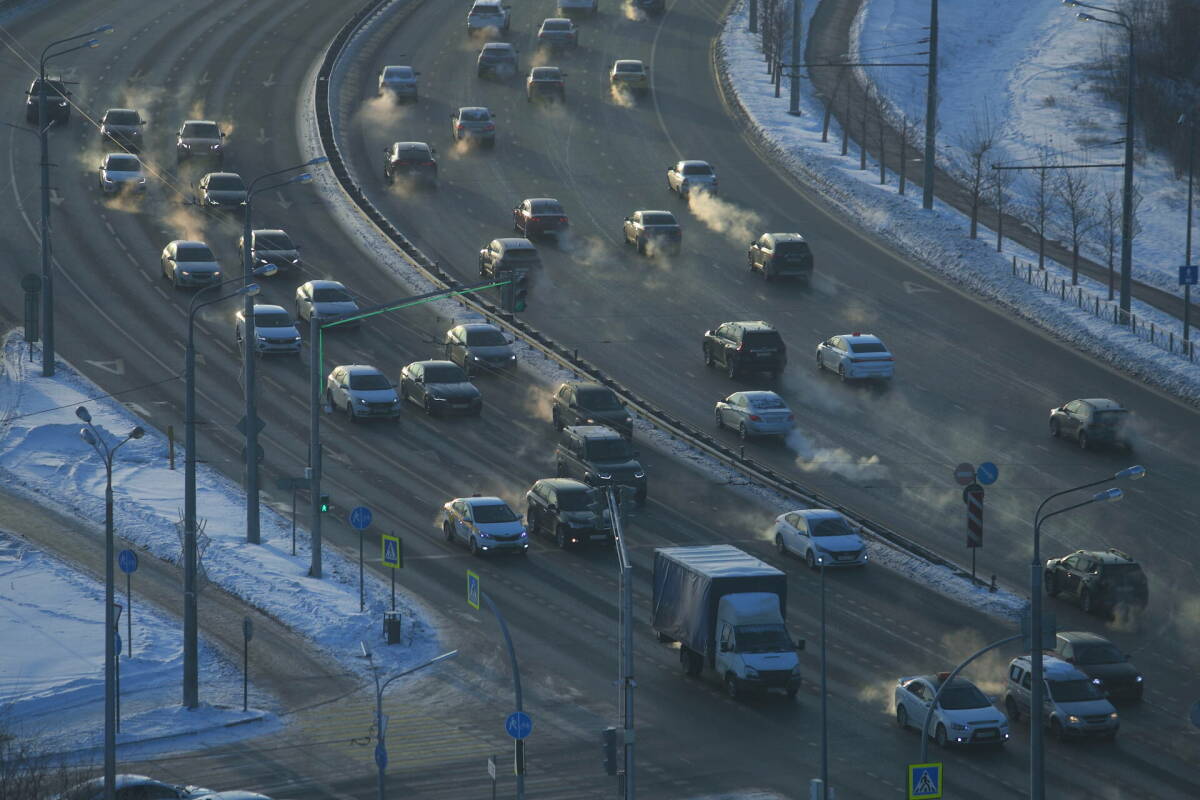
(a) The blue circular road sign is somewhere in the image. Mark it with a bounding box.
[118,549,138,574]
[349,506,373,530]
[976,462,999,486]
[506,711,533,740]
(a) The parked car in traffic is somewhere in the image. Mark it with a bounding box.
[609,59,649,93]
[466,0,511,34]
[443,496,528,556]
[295,279,360,324]
[197,172,247,213]
[161,240,221,288]
[537,17,578,49]
[666,160,717,196]
[176,119,225,164]
[98,153,147,194]
[1052,631,1144,702]
[748,232,814,281]
[479,237,540,278]
[526,66,566,102]
[513,198,569,237]
[383,141,437,186]
[555,425,646,504]
[557,0,598,16]
[99,108,145,150]
[240,228,299,272]
[450,107,496,146]
[326,365,401,422]
[552,381,633,439]
[25,77,70,125]
[1044,548,1148,617]
[477,42,519,79]
[378,65,419,102]
[56,774,211,800]
[235,305,302,357]
[622,210,680,255]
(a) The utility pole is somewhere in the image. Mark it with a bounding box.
[921,0,938,210]
[788,1,802,116]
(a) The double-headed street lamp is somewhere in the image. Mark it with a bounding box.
[1028,464,1145,800]
[182,267,274,709]
[1065,0,1136,319]
[37,24,113,378]
[239,157,326,546]
[75,405,143,800]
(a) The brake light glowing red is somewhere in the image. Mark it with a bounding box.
[484,123,495,131]
[749,415,762,422]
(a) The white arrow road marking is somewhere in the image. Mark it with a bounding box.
[197,71,210,85]
[85,358,125,375]
[262,73,276,88]
[276,191,291,209]
[903,281,938,294]
[256,128,271,145]
[49,190,65,206]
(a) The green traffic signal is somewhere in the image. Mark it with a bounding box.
[319,493,331,513]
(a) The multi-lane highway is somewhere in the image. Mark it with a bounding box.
[2,0,1197,797]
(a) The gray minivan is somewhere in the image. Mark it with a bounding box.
[748,232,814,281]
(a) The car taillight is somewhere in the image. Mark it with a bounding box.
[484,123,495,130]
[749,414,762,422]
[457,124,465,130]
[530,216,541,222]
[423,161,435,166]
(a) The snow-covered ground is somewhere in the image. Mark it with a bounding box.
[0,332,441,754]
[855,0,1193,297]
[718,1,1200,404]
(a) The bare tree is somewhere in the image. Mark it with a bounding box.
[1054,167,1098,284]
[958,107,997,239]
[993,166,1015,251]
[899,115,921,196]
[760,0,788,70]
[1100,185,1120,300]
[0,728,94,800]
[1030,148,1056,269]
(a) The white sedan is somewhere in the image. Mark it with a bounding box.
[667,160,717,196]
[895,673,1010,748]
[773,509,866,568]
[815,333,894,381]
[714,390,794,440]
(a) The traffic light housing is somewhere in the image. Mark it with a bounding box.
[500,268,529,313]
[319,493,331,513]
[602,726,618,776]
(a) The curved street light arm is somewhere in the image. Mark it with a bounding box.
[41,26,110,62]
[248,156,328,194]
[44,40,99,65]
[1033,466,1143,530]
[379,649,459,695]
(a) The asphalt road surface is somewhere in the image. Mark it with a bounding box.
[1,0,1197,797]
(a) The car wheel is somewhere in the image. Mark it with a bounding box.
[635,237,645,254]
[815,351,823,370]
[555,525,567,549]
[552,408,564,431]
[345,402,356,424]
[775,533,787,556]
[725,673,741,701]
[469,536,480,556]
[1078,430,1089,450]
[1045,572,1060,597]
[738,423,748,441]
[896,704,909,730]
[1049,418,1060,438]
[703,346,714,368]
[726,358,737,380]
[1080,587,1094,614]
[1004,696,1020,722]
[838,364,847,382]
[1050,718,1066,742]
[805,549,816,570]
[443,522,454,542]
[715,408,724,429]
[935,724,949,749]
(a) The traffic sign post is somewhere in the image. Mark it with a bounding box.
[953,462,975,486]
[963,482,984,582]
[488,754,497,800]
[506,710,533,740]
[117,550,137,659]
[975,461,999,485]
[381,533,401,612]
[467,570,481,610]
[351,506,372,613]
[242,616,253,712]
[907,762,942,799]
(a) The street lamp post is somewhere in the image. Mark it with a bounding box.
[1028,465,1144,800]
[37,24,113,377]
[182,271,272,709]
[1067,1,1136,319]
[362,645,457,800]
[921,0,938,210]
[1178,113,1195,344]
[75,406,143,800]
[817,552,829,799]
[239,157,325,545]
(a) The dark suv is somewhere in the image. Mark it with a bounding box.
[703,321,787,379]
[384,141,437,187]
[748,232,814,281]
[1048,398,1131,450]
[1045,548,1148,616]
[525,478,612,548]
[25,78,70,125]
[552,382,633,439]
[555,426,646,505]
[1052,631,1144,702]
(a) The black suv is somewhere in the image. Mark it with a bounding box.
[703,321,787,379]
[1052,631,1144,702]
[1045,548,1148,616]
[552,382,633,439]
[555,426,646,505]
[525,478,612,548]
[25,78,70,125]
[1048,398,1132,450]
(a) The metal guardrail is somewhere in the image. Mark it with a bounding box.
[313,0,979,581]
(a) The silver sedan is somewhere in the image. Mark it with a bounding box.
[715,390,795,440]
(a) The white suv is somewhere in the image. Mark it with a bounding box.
[1004,655,1119,741]
[467,0,511,34]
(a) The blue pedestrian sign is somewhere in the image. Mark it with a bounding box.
[1180,265,1199,286]
[349,506,373,530]
[976,462,999,486]
[374,741,387,771]
[907,762,942,799]
[117,549,138,574]
[505,711,533,740]
[381,535,401,569]
[467,570,480,610]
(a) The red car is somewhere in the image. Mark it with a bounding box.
[513,198,569,237]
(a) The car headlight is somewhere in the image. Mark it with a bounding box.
[634,471,645,479]
[208,197,220,205]
[211,144,222,150]
[1067,715,1081,724]
[1109,712,1119,720]
[472,356,481,361]
[519,530,528,538]
[291,335,301,342]
[951,723,969,731]
[57,100,67,107]
[509,355,517,361]
[477,530,492,539]
[596,472,612,480]
[290,258,299,264]
[180,270,191,276]
[1091,678,1103,686]
[138,177,147,184]
[585,417,595,424]
[212,271,221,277]
[390,397,400,405]
[179,143,191,149]
[357,398,369,406]
[102,176,113,184]
[1135,675,1144,683]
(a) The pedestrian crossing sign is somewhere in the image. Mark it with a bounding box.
[907,762,942,799]
[381,534,401,569]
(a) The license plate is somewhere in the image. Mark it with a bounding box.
[975,730,996,739]
[590,534,609,541]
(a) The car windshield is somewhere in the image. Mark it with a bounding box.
[1048,678,1104,702]
[530,200,564,215]
[313,287,353,303]
[255,311,293,328]
[617,62,642,73]
[105,110,139,125]
[532,68,561,80]
[849,341,888,354]
[1093,410,1128,426]
[937,683,991,710]
[176,245,214,262]
[641,213,676,226]
[466,329,507,347]
[473,503,518,523]
[742,331,782,348]
[470,4,500,14]
[749,395,786,409]
[1075,644,1125,665]
[385,67,413,79]
[735,624,792,653]
[809,516,855,537]
[255,233,294,250]
[774,241,810,258]
[461,109,490,122]
[207,175,245,191]
[1099,563,1145,582]
[682,163,713,175]
[556,488,592,512]
[586,439,632,461]
[106,156,140,171]
[424,364,468,383]
[349,373,390,391]
[544,19,571,30]
[504,248,539,261]
[32,79,67,94]
[577,388,622,411]
[398,146,431,159]
[182,122,220,139]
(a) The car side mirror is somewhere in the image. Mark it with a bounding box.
[430,147,437,155]
[220,132,226,137]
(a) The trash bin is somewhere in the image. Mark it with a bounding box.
[383,610,402,645]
